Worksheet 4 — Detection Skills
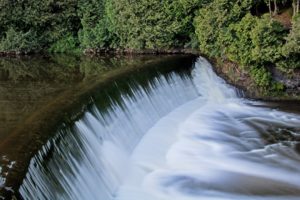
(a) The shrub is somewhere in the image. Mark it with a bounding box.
[194,0,256,57]
[249,66,272,88]
[222,14,257,66]
[250,15,286,64]
[78,20,109,49]
[48,34,79,53]
[282,14,300,56]
[276,56,300,71]
[0,28,40,52]
[105,0,193,49]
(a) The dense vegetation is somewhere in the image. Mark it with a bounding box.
[0,0,299,90]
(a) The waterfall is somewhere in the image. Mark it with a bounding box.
[19,57,300,200]
[192,57,237,102]
[19,60,201,200]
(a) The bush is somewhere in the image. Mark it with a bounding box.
[250,15,286,64]
[276,56,300,71]
[105,0,193,49]
[279,14,300,70]
[222,14,257,66]
[221,13,286,66]
[0,28,40,52]
[282,14,300,56]
[250,66,272,88]
[77,0,112,49]
[78,20,109,49]
[48,34,79,53]
[194,0,256,57]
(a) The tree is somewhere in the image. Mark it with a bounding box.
[0,0,81,51]
[105,0,193,49]
[0,28,40,52]
[223,14,257,65]
[77,0,111,49]
[250,15,286,64]
[283,14,300,54]
[194,0,255,57]
[292,0,300,16]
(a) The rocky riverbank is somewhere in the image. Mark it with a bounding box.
[210,58,300,100]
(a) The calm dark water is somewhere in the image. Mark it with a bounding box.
[0,55,299,200]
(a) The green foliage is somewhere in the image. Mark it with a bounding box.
[0,28,40,52]
[193,0,292,90]
[250,15,286,64]
[283,14,300,55]
[194,0,256,57]
[276,56,300,70]
[179,0,212,12]
[249,66,272,88]
[23,0,80,46]
[275,14,300,70]
[223,14,257,66]
[105,0,193,49]
[223,14,286,65]
[0,0,81,52]
[184,33,200,49]
[77,0,111,49]
[49,35,79,53]
[271,81,285,92]
[79,19,111,49]
[0,0,297,81]
[0,0,298,93]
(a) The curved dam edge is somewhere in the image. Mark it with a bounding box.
[0,55,196,200]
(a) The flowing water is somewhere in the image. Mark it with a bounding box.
[17,57,300,200]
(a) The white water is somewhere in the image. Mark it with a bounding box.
[19,62,200,200]
[0,167,4,190]
[20,57,300,200]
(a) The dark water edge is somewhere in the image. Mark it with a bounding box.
[0,54,197,199]
[0,48,199,58]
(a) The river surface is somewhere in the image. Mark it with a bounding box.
[0,55,300,200]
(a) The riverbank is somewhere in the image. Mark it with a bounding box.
[1,49,300,100]
[83,48,200,55]
[0,48,199,57]
[209,57,300,101]
[79,49,300,101]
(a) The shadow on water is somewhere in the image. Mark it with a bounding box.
[0,54,197,199]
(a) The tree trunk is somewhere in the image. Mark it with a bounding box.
[293,0,296,16]
[269,0,272,17]
[297,0,300,14]
[274,0,278,15]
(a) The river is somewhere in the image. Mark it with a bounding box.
[0,55,300,200]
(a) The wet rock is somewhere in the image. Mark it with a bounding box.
[264,127,300,144]
[271,67,300,90]
[295,142,300,154]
